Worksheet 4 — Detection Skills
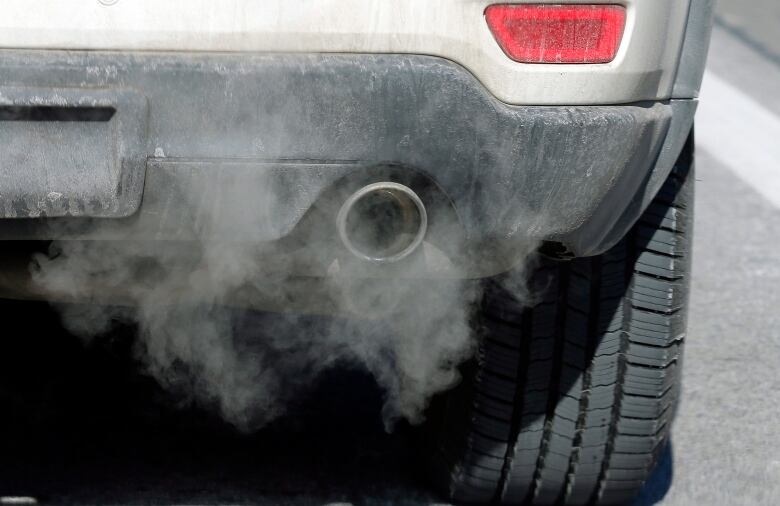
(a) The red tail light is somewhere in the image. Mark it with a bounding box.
[485,4,627,64]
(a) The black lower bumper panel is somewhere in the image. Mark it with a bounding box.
[0,51,695,271]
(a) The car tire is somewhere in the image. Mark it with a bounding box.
[426,136,694,505]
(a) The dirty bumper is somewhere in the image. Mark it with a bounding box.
[0,52,695,273]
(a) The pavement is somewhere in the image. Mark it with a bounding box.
[2,2,780,505]
[645,3,780,504]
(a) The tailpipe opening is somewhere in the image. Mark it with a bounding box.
[337,182,428,263]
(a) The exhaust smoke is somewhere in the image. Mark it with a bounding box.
[29,167,539,433]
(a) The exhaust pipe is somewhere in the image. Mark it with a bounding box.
[337,182,428,263]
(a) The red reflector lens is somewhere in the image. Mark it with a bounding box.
[485,4,626,64]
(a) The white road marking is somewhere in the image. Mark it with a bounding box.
[697,70,780,209]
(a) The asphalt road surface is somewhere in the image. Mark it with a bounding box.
[2,3,780,506]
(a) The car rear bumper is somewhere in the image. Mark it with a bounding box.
[0,51,696,276]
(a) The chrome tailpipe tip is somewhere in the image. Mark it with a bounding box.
[337,182,427,263]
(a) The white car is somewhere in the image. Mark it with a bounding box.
[0,1,713,504]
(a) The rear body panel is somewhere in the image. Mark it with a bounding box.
[0,1,712,287]
[0,0,692,105]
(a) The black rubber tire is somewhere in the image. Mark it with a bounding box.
[427,138,694,505]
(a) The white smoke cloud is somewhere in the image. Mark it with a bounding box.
[30,170,538,433]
